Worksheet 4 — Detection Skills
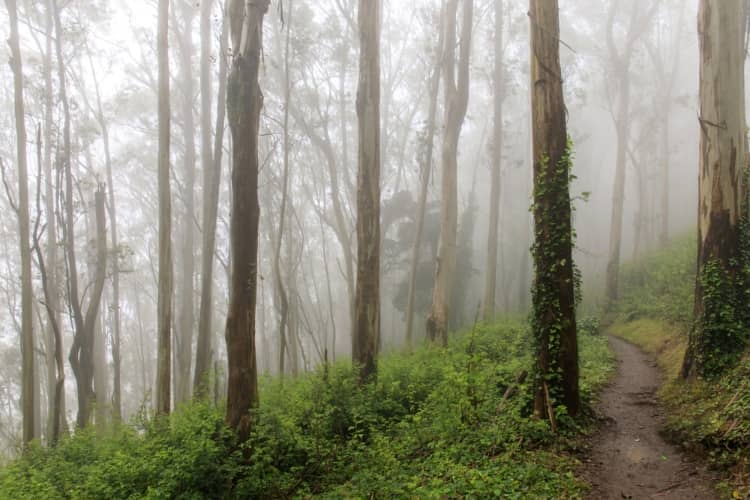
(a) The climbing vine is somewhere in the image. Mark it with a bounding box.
[690,171,750,379]
[530,138,580,415]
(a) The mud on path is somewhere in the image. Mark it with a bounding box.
[584,336,716,499]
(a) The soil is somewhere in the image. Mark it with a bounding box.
[584,336,717,499]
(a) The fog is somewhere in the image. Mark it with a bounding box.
[0,0,711,454]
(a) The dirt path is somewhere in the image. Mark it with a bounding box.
[584,336,716,499]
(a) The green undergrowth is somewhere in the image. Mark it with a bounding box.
[609,235,750,498]
[0,317,613,499]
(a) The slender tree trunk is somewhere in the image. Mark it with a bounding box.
[405,1,443,347]
[52,0,102,429]
[287,268,300,377]
[319,215,337,361]
[41,0,64,441]
[225,0,268,442]
[529,0,580,420]
[631,151,645,260]
[102,125,121,422]
[682,0,747,379]
[659,105,671,246]
[66,185,108,429]
[337,38,355,333]
[273,0,294,378]
[195,3,229,396]
[483,0,504,321]
[656,3,684,246]
[6,0,37,444]
[426,0,473,346]
[604,0,646,304]
[36,5,65,435]
[156,0,173,416]
[93,290,109,431]
[605,70,630,303]
[83,41,123,422]
[175,3,197,405]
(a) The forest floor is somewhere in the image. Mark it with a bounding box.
[584,335,717,499]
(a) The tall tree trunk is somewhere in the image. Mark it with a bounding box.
[83,40,123,423]
[529,0,580,420]
[604,0,648,304]
[353,0,382,382]
[225,0,268,442]
[657,3,685,246]
[66,185,108,429]
[52,0,105,429]
[426,0,473,346]
[42,0,64,441]
[605,70,630,303]
[93,291,109,431]
[682,0,747,379]
[102,113,121,422]
[659,105,671,246]
[6,0,37,444]
[482,0,504,321]
[195,2,229,396]
[319,214,337,361]
[405,0,443,347]
[156,0,173,416]
[175,2,197,405]
[273,0,294,379]
[37,1,64,436]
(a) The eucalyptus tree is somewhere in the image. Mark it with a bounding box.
[155,0,173,416]
[405,1,443,347]
[4,0,36,444]
[225,0,269,442]
[603,0,655,303]
[482,0,504,320]
[529,0,580,422]
[353,0,382,382]
[195,0,229,397]
[173,0,197,405]
[426,0,473,346]
[682,0,748,380]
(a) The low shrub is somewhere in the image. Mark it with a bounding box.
[1,317,613,499]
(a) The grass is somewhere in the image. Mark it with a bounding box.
[608,319,686,380]
[608,235,750,498]
[0,316,614,499]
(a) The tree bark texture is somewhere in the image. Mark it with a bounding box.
[529,0,580,419]
[426,0,473,346]
[225,0,268,442]
[682,0,747,379]
[353,0,382,382]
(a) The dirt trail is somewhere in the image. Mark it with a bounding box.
[584,336,716,499]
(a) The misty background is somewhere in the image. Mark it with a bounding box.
[0,0,705,455]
